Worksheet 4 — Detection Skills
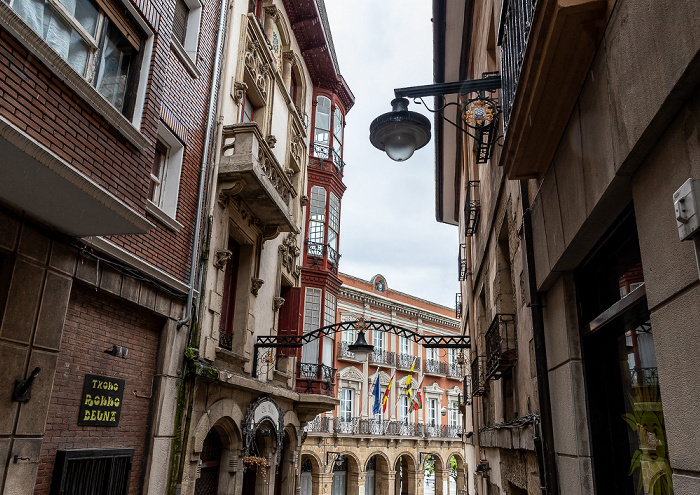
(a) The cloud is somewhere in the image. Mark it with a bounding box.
[324,0,459,308]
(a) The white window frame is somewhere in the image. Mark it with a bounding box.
[373,330,385,353]
[399,336,410,356]
[399,395,410,422]
[301,287,322,363]
[340,388,353,421]
[324,291,336,327]
[428,399,438,426]
[145,121,184,230]
[172,0,202,61]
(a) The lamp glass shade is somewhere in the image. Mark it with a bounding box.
[369,98,431,162]
[348,330,373,363]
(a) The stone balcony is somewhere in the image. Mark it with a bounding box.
[218,123,298,235]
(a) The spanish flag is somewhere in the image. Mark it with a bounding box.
[381,373,395,413]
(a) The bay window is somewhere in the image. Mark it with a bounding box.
[301,287,321,363]
[12,0,143,117]
[314,96,331,149]
[307,186,326,256]
[332,105,343,160]
[327,193,340,264]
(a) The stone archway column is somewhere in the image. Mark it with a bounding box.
[312,472,333,495]
[382,469,396,495]
[434,469,449,495]
[350,471,366,495]
[406,468,423,495]
[455,467,467,495]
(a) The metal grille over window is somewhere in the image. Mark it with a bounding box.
[465,181,481,237]
[173,0,189,45]
[458,243,469,281]
[484,313,517,379]
[50,448,134,495]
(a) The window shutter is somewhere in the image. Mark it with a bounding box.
[277,287,301,356]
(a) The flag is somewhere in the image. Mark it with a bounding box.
[381,373,395,413]
[372,373,381,415]
[412,390,423,412]
[410,376,424,411]
[405,358,417,389]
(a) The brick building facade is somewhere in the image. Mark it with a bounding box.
[0,0,225,492]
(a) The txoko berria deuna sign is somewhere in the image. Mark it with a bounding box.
[78,374,125,427]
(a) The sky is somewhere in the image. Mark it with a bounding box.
[323,0,459,309]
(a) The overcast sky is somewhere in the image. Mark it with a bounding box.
[324,0,459,309]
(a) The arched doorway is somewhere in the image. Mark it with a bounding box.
[194,429,223,495]
[274,428,296,495]
[242,420,279,495]
[331,455,347,495]
[300,458,313,495]
[447,454,466,495]
[367,453,390,495]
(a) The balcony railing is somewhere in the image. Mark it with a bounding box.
[305,418,462,439]
[456,292,462,319]
[471,355,489,397]
[396,354,420,370]
[337,341,356,360]
[447,363,463,378]
[219,124,297,233]
[296,362,336,396]
[458,243,469,281]
[370,349,395,366]
[465,181,480,237]
[499,0,538,132]
[309,141,345,176]
[424,359,448,375]
[484,314,517,379]
[327,245,341,272]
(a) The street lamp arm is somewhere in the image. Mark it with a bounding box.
[394,76,501,99]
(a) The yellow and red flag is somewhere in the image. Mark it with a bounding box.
[381,373,395,413]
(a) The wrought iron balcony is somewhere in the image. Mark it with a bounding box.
[369,349,395,366]
[307,418,459,439]
[424,359,448,375]
[471,355,489,397]
[305,239,325,258]
[499,0,537,133]
[309,141,345,176]
[304,415,332,433]
[484,314,517,380]
[337,341,356,360]
[447,363,463,378]
[456,292,462,319]
[218,123,298,234]
[465,181,480,237]
[327,245,341,272]
[296,362,336,396]
[396,354,420,370]
[459,244,469,281]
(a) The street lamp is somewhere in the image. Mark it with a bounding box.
[369,74,502,163]
[347,328,373,363]
[369,97,431,162]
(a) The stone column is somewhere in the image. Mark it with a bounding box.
[406,468,423,495]
[435,469,449,495]
[349,470,366,495]
[380,469,396,495]
[456,467,467,495]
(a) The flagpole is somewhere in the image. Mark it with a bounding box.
[362,365,381,418]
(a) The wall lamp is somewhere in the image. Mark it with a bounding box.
[105,345,128,359]
[12,367,41,403]
[326,452,344,468]
[369,73,502,163]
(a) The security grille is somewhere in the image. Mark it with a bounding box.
[50,448,133,495]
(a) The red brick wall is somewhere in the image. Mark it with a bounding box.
[0,0,222,283]
[34,284,163,495]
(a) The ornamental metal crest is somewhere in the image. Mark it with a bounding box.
[243,396,285,467]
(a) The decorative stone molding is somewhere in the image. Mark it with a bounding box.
[251,278,264,296]
[264,6,280,21]
[279,233,301,273]
[232,80,248,104]
[273,297,285,312]
[217,179,246,208]
[213,249,232,269]
[265,134,277,149]
[300,195,309,206]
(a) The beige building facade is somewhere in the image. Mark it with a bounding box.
[433,0,700,494]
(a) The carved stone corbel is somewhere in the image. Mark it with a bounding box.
[213,249,232,269]
[232,81,248,104]
[218,179,246,208]
[300,195,309,206]
[265,134,277,149]
[273,297,285,312]
[251,278,264,296]
[264,6,280,21]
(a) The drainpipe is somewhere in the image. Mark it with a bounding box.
[519,179,559,495]
[177,0,230,329]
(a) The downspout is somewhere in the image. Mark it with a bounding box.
[519,179,559,495]
[177,0,230,329]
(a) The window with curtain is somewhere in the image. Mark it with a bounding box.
[399,395,410,422]
[399,336,410,356]
[428,399,437,426]
[13,0,142,117]
[373,330,385,353]
[308,186,326,256]
[328,193,340,263]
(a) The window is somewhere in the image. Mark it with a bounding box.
[373,330,385,353]
[51,448,134,495]
[172,0,202,64]
[314,96,331,149]
[428,399,438,426]
[449,400,458,427]
[290,71,298,105]
[13,0,143,117]
[247,0,262,19]
[426,347,437,362]
[147,122,184,222]
[328,193,340,264]
[399,395,410,422]
[308,186,326,255]
[399,336,410,356]
[301,288,321,363]
[173,0,189,45]
[239,92,255,123]
[324,291,336,327]
[340,389,353,421]
[332,105,344,158]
